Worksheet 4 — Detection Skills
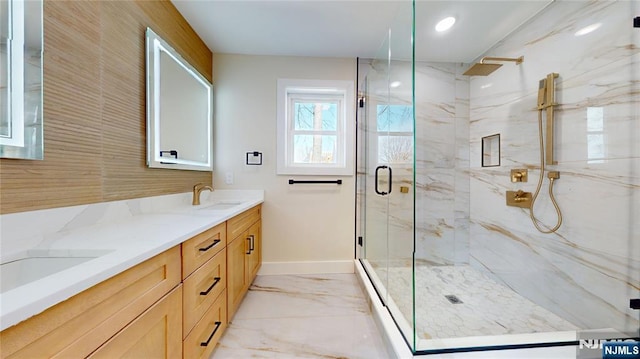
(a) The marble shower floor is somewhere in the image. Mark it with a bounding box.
[377,264,580,340]
[210,274,389,359]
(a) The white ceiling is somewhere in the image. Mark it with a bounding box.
[171,0,552,63]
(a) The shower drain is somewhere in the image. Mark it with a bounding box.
[444,295,463,304]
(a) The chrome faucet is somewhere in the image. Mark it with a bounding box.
[192,183,213,205]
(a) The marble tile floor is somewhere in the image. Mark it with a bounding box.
[210,273,390,359]
[378,264,580,340]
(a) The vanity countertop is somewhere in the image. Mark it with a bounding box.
[0,190,264,331]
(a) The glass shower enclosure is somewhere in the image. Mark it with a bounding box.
[356,0,639,354]
[356,1,416,347]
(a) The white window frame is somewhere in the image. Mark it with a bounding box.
[277,79,354,175]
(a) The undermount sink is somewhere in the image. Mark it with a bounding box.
[0,249,113,293]
[196,201,243,211]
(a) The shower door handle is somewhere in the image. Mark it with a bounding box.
[374,165,392,196]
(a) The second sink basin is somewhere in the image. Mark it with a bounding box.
[196,201,243,210]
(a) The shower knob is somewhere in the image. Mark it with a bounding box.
[510,169,528,182]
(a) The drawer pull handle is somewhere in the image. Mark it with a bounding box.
[200,321,222,347]
[199,277,221,295]
[246,237,251,254]
[249,234,255,251]
[199,239,221,252]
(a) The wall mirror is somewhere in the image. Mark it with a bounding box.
[145,28,212,171]
[0,0,43,160]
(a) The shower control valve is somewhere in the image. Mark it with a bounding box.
[510,169,528,183]
[506,190,532,208]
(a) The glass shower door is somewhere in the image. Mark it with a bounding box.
[360,54,416,342]
[356,0,417,350]
[359,52,393,304]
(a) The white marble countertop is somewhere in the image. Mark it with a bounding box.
[0,190,264,331]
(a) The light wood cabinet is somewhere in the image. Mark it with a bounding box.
[226,205,262,320]
[88,286,183,359]
[182,248,226,337]
[227,205,261,241]
[227,231,250,319]
[181,225,228,353]
[0,204,262,359]
[0,246,182,359]
[247,220,262,280]
[181,222,226,280]
[183,289,227,359]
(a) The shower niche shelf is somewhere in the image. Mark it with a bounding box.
[482,134,501,167]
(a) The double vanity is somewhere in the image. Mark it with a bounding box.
[0,1,253,357]
[0,189,263,358]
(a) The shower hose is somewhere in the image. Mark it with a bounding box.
[529,110,563,233]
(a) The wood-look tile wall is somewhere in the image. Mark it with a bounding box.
[0,0,213,214]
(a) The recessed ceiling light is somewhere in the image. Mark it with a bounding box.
[390,81,401,88]
[575,23,601,36]
[435,17,456,32]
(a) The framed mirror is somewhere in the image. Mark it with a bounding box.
[0,0,43,160]
[145,28,213,171]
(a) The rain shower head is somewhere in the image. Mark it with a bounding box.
[463,56,524,76]
[463,63,503,76]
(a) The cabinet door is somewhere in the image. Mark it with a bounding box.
[247,220,261,280]
[88,285,183,359]
[227,231,249,320]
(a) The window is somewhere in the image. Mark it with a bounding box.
[376,104,413,165]
[277,79,354,175]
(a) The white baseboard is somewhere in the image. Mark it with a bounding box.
[258,260,354,275]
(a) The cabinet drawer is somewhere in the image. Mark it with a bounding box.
[182,222,226,279]
[0,246,181,359]
[88,285,183,359]
[227,205,261,240]
[183,290,227,359]
[183,248,226,337]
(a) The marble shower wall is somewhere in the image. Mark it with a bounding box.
[468,0,639,333]
[357,59,470,266]
[415,62,470,266]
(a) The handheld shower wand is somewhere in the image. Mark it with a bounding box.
[529,73,563,234]
[537,78,547,108]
